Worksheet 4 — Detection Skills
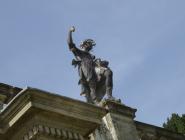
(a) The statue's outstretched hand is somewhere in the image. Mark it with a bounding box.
[70,26,75,32]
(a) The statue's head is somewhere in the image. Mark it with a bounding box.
[80,39,96,52]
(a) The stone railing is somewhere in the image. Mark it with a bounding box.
[135,121,185,140]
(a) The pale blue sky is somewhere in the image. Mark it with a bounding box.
[0,0,185,127]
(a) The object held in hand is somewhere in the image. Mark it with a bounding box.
[70,26,75,32]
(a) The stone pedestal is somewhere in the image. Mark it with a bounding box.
[90,100,140,140]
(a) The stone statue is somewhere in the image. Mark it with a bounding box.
[67,26,116,104]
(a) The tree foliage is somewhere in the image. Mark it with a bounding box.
[163,113,185,134]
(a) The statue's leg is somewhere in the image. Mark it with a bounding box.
[85,91,94,104]
[80,82,94,104]
[104,69,114,99]
[80,81,88,95]
[78,67,88,96]
[104,69,121,103]
[89,81,98,104]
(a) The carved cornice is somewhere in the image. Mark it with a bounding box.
[0,87,107,139]
[23,124,84,140]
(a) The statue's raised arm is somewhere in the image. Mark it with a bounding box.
[67,26,83,58]
[67,26,76,51]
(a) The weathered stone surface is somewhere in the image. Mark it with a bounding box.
[0,101,3,110]
[0,83,185,140]
[135,121,185,140]
[90,100,140,140]
[0,83,22,104]
[0,87,107,140]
